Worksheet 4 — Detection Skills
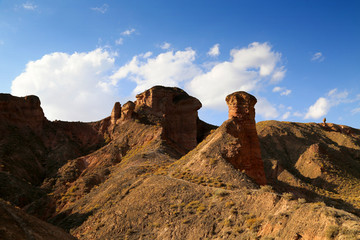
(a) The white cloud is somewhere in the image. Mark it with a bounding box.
[22,2,37,10]
[282,111,291,120]
[352,107,360,115]
[207,44,220,57]
[311,52,325,62]
[11,42,287,123]
[91,4,108,14]
[305,88,348,119]
[281,89,291,96]
[293,112,303,117]
[160,42,171,50]
[142,52,153,58]
[256,98,279,119]
[11,49,117,122]
[272,86,291,96]
[305,97,330,119]
[115,38,123,45]
[111,48,202,94]
[187,42,285,109]
[121,28,136,36]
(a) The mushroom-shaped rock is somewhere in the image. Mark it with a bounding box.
[120,101,135,121]
[222,91,267,185]
[135,86,202,152]
[226,91,257,121]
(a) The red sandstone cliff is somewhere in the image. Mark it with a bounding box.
[0,94,46,133]
[134,86,202,152]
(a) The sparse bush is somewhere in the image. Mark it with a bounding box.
[182,219,191,224]
[152,222,160,228]
[246,218,263,232]
[259,185,273,193]
[262,237,275,240]
[209,158,217,165]
[204,192,212,198]
[224,218,232,227]
[325,225,339,239]
[282,192,294,200]
[214,189,229,197]
[196,203,206,214]
[298,198,306,204]
[225,200,235,208]
[231,208,238,215]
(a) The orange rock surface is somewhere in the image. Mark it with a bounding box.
[223,91,267,185]
[135,86,201,152]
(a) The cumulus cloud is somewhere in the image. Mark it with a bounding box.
[305,88,348,119]
[121,28,136,36]
[91,4,109,14]
[207,44,220,57]
[304,97,330,119]
[311,52,325,62]
[111,48,202,94]
[11,48,117,121]
[256,98,279,119]
[187,42,285,110]
[22,2,37,10]
[273,86,291,96]
[11,42,287,122]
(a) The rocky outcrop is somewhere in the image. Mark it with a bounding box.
[0,199,76,240]
[110,102,121,125]
[0,94,46,132]
[135,86,202,152]
[120,101,135,121]
[222,91,267,185]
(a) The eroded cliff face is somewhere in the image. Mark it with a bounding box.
[222,91,267,185]
[134,86,202,152]
[0,94,46,132]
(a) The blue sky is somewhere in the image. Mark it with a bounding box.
[1,1,360,128]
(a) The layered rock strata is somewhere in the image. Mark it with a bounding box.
[223,91,267,185]
[0,94,46,132]
[110,102,121,125]
[121,101,135,121]
[135,86,202,152]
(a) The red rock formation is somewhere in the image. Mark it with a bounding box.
[223,91,267,185]
[121,101,135,121]
[135,86,201,152]
[110,102,121,125]
[0,94,46,132]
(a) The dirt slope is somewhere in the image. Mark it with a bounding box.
[2,90,360,239]
[257,120,360,214]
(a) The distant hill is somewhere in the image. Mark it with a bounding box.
[1,87,360,239]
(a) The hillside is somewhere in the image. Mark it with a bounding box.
[1,87,360,239]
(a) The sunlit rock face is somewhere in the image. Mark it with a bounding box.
[135,86,202,152]
[222,91,267,185]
